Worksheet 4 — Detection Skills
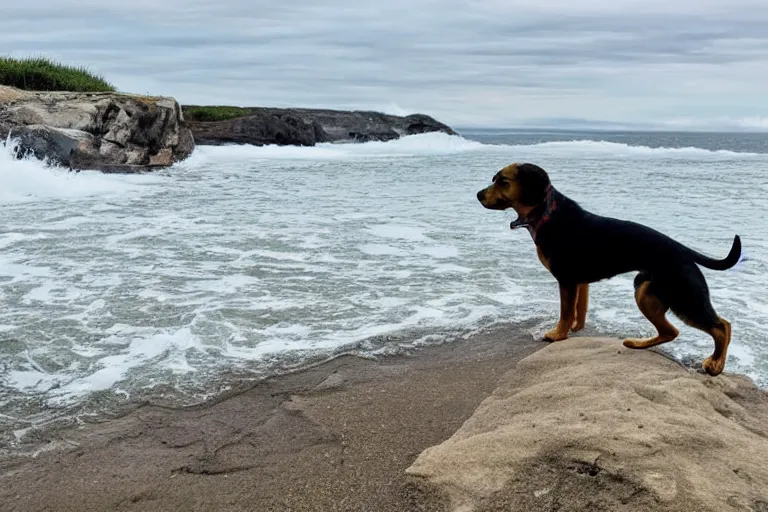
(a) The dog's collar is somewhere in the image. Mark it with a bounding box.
[509,185,557,240]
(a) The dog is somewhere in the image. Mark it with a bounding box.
[476,162,741,376]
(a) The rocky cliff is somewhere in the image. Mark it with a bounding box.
[182,106,457,146]
[0,85,194,172]
[407,338,768,512]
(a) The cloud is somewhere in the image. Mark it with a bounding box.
[2,0,768,128]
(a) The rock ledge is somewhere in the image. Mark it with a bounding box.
[0,85,194,172]
[182,106,456,146]
[406,338,768,512]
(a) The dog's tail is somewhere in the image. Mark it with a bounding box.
[688,235,742,271]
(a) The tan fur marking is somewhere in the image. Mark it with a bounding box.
[702,317,731,376]
[572,283,589,331]
[623,281,679,349]
[476,163,524,210]
[544,284,577,342]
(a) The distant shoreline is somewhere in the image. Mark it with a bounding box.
[181,104,456,147]
[1,83,458,172]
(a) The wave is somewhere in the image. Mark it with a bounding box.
[504,139,763,159]
[0,135,167,205]
[180,132,487,165]
[3,129,761,195]
[180,132,764,165]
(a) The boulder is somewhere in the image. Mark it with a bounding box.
[185,110,321,146]
[406,338,768,512]
[0,85,194,172]
[11,125,96,167]
[183,106,456,146]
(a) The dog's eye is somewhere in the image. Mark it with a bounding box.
[496,178,506,186]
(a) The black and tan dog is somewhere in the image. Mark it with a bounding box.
[476,162,742,376]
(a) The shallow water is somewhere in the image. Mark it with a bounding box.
[1,129,767,446]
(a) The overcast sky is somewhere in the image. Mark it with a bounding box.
[3,0,768,129]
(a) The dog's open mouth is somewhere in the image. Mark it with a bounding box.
[509,216,529,230]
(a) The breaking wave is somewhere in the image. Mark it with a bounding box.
[505,139,762,159]
[179,132,765,166]
[0,135,168,205]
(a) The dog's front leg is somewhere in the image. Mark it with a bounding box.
[572,283,589,331]
[544,283,578,342]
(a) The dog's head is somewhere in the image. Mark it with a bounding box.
[476,163,551,211]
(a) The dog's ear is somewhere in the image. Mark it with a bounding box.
[516,163,551,206]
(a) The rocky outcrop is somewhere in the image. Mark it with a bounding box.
[406,338,768,512]
[182,106,456,146]
[0,85,194,172]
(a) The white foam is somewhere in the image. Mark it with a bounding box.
[341,132,485,156]
[373,297,409,308]
[416,245,460,259]
[250,250,306,262]
[180,132,486,163]
[367,224,428,242]
[359,244,406,256]
[377,103,415,117]
[506,139,763,159]
[0,256,53,281]
[164,354,197,374]
[432,264,472,274]
[0,135,167,205]
[104,227,162,244]
[183,274,261,294]
[47,327,206,400]
[727,343,757,366]
[7,370,61,394]
[0,232,48,249]
[177,133,766,166]
[23,284,83,304]
[263,324,312,337]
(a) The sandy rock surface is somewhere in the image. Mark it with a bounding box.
[407,338,768,512]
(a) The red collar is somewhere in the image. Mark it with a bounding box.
[509,185,557,242]
[531,184,556,234]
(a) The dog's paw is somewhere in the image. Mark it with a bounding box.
[702,356,725,376]
[622,338,647,349]
[571,320,586,332]
[543,328,569,342]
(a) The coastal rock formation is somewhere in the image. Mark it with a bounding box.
[406,338,768,512]
[183,106,456,146]
[0,85,194,172]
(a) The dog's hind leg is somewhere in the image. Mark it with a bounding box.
[663,264,731,376]
[675,314,731,376]
[623,273,679,349]
[572,284,589,331]
[701,318,731,376]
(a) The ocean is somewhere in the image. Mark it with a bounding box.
[1,128,767,449]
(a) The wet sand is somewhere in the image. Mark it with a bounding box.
[0,326,545,512]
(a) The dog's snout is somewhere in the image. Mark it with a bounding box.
[477,189,485,202]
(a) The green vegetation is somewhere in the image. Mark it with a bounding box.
[183,106,251,122]
[0,56,115,92]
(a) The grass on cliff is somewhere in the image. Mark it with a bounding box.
[0,56,116,92]
[183,106,251,122]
